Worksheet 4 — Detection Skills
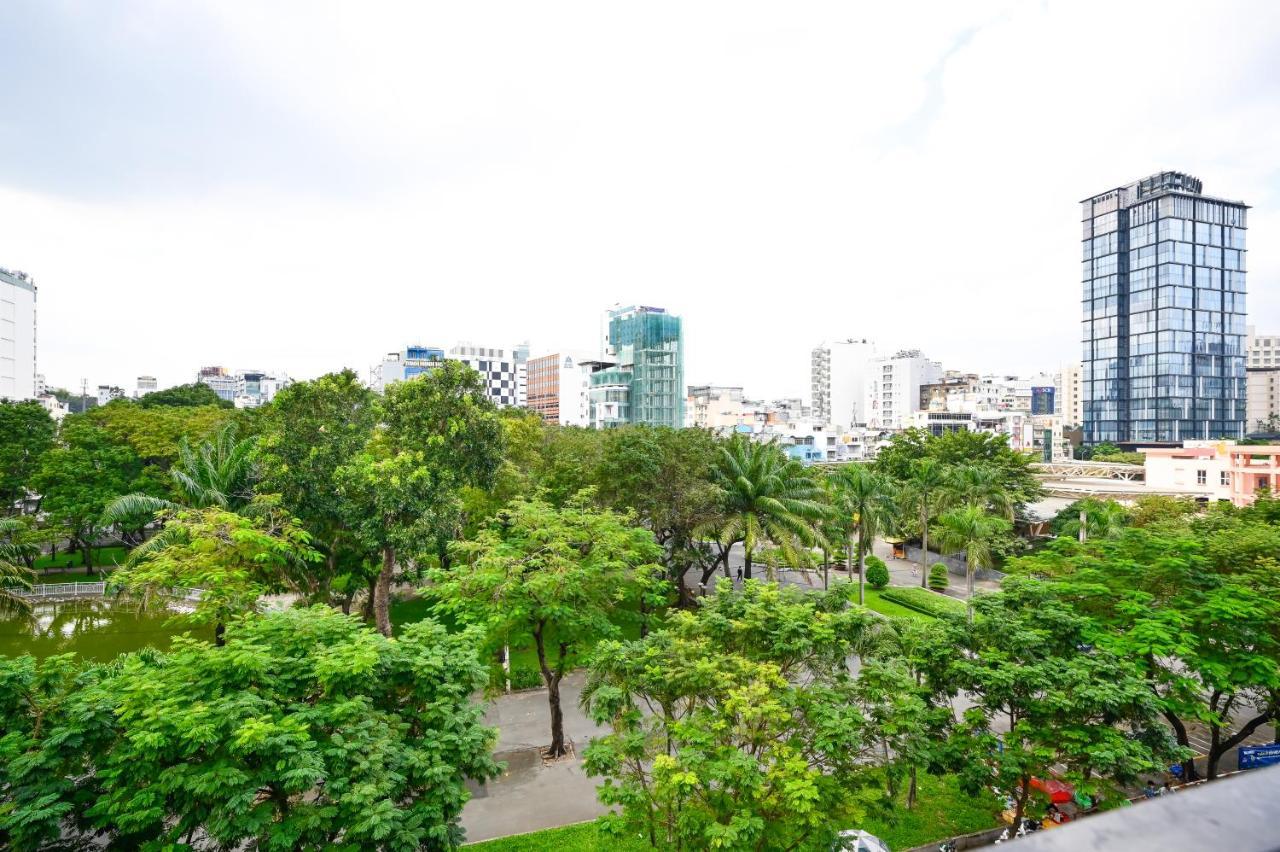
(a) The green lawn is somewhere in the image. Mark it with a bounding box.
[468,821,649,851]
[33,546,127,573]
[465,773,999,850]
[859,587,937,621]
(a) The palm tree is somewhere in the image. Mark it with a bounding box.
[102,423,258,531]
[830,464,897,606]
[949,464,1015,521]
[0,518,35,617]
[710,437,829,581]
[1061,498,1128,543]
[899,458,953,588]
[934,504,1008,622]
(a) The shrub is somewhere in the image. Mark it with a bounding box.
[509,666,543,690]
[928,563,950,590]
[865,556,889,589]
[879,586,966,618]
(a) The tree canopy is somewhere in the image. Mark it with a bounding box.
[0,606,499,851]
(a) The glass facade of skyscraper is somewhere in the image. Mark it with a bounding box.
[592,305,684,428]
[1081,172,1247,445]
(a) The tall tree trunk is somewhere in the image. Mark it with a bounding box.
[920,507,930,588]
[822,547,829,590]
[856,532,865,606]
[1078,509,1088,543]
[1162,709,1199,782]
[361,574,376,623]
[966,556,975,623]
[374,545,394,637]
[81,538,94,577]
[743,545,753,580]
[1012,777,1030,830]
[907,765,918,809]
[1207,709,1275,780]
[533,626,568,758]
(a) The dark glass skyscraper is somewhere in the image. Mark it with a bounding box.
[1081,172,1247,445]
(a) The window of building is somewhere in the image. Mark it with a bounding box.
[1220,471,1230,486]
[1196,469,1207,485]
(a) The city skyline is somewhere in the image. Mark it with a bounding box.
[1,1,1278,398]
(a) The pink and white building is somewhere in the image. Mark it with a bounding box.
[1141,441,1280,506]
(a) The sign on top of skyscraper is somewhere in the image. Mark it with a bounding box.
[1080,171,1247,446]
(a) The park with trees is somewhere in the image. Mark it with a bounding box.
[1,368,1277,850]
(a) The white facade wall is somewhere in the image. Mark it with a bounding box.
[811,338,875,430]
[1058,363,1083,426]
[1141,442,1233,500]
[864,352,941,430]
[0,269,37,401]
[556,356,592,427]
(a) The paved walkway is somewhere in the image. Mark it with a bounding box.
[682,539,1001,598]
[461,671,611,843]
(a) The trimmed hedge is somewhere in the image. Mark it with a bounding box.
[928,563,950,590]
[878,586,966,618]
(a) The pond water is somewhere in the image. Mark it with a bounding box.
[0,598,211,662]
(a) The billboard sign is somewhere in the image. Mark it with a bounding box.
[1239,744,1280,771]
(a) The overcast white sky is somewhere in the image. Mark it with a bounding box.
[2,0,1278,399]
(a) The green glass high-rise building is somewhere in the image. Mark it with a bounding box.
[590,305,684,428]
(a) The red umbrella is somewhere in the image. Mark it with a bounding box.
[1031,777,1075,804]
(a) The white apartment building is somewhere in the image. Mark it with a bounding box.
[97,385,125,406]
[135,376,159,397]
[864,350,941,430]
[685,385,749,432]
[1246,328,1280,432]
[1,267,37,401]
[1057,364,1084,427]
[197,367,237,402]
[810,338,876,430]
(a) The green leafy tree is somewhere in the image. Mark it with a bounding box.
[436,496,664,758]
[928,562,949,590]
[337,362,504,636]
[898,457,953,588]
[0,400,56,511]
[874,429,1042,512]
[137,381,233,409]
[257,370,377,603]
[709,436,828,580]
[596,426,723,603]
[1047,521,1280,780]
[582,580,892,850]
[110,504,320,645]
[87,399,235,468]
[1056,497,1129,543]
[101,422,259,540]
[949,464,1015,521]
[0,517,35,616]
[941,578,1175,828]
[830,463,896,606]
[32,418,140,572]
[0,607,500,851]
[934,504,1010,620]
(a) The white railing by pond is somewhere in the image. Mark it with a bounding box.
[14,582,203,602]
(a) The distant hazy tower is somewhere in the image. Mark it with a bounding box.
[1081,171,1247,445]
[0,266,37,401]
